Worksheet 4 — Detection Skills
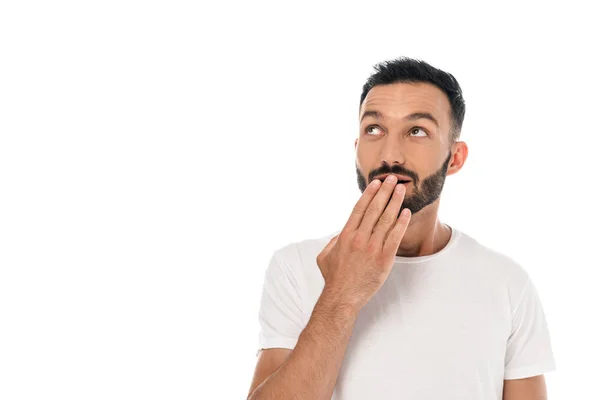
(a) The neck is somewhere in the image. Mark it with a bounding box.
[395,200,452,258]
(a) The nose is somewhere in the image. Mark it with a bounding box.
[380,136,406,167]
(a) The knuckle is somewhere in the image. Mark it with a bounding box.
[366,240,380,254]
[378,213,393,225]
[339,230,351,243]
[350,233,366,248]
[352,204,367,215]
[367,203,381,215]
[374,254,388,268]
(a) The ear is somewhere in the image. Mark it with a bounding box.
[354,138,358,150]
[446,141,468,176]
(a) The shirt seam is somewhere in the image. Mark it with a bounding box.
[511,275,532,325]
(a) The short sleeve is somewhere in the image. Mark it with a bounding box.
[504,276,556,379]
[256,250,305,356]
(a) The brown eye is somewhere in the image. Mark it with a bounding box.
[410,127,428,137]
[366,126,382,135]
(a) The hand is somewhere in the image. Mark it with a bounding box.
[316,175,411,310]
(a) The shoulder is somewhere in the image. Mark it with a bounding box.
[271,229,340,266]
[268,229,340,289]
[458,230,529,273]
[455,229,532,300]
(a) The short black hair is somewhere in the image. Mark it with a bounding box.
[360,56,466,142]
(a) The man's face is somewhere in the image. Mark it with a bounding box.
[355,82,455,216]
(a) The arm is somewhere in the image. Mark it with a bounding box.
[503,375,547,400]
[249,175,411,399]
[247,287,360,400]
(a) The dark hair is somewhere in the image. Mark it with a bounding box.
[360,56,466,142]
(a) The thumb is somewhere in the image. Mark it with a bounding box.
[317,233,339,270]
[323,233,340,253]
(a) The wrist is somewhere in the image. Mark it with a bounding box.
[320,284,363,316]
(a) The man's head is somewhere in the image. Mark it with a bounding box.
[355,57,468,216]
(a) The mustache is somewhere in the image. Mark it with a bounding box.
[369,166,419,185]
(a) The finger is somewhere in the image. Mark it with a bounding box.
[341,179,383,233]
[318,233,339,260]
[382,207,412,257]
[370,183,406,245]
[324,234,339,251]
[356,175,398,236]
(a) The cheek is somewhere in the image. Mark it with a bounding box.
[355,149,376,171]
[411,148,445,170]
[358,138,389,157]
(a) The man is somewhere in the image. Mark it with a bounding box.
[247,57,556,399]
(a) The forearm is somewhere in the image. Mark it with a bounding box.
[248,287,360,400]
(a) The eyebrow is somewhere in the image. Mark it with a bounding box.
[360,110,439,128]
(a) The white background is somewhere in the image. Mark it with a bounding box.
[1,1,598,399]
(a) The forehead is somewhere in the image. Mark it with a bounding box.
[360,82,451,128]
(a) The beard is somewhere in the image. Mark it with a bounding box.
[355,151,452,216]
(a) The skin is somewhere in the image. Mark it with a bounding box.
[248,175,412,400]
[355,81,467,258]
[355,81,547,398]
[247,81,548,399]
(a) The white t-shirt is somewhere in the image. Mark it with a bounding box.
[256,226,556,399]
